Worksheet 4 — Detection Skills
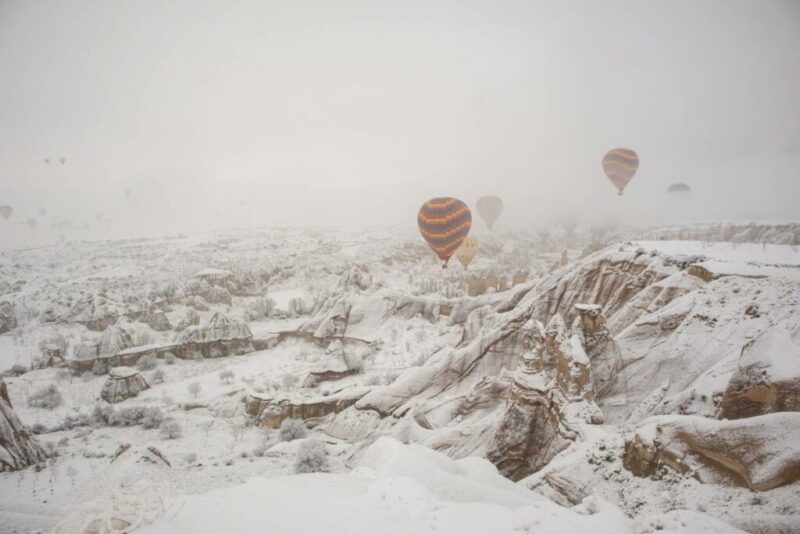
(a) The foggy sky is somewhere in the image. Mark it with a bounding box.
[1,0,799,248]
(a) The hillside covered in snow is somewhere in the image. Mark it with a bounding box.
[1,222,799,533]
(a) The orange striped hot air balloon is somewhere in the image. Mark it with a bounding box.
[418,197,472,268]
[602,148,639,195]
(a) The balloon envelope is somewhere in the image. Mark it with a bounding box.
[667,183,691,194]
[476,196,503,229]
[602,148,639,195]
[0,206,12,221]
[418,197,472,267]
[455,236,479,268]
[59,157,66,165]
[43,158,50,164]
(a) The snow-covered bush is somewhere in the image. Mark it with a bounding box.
[279,418,307,442]
[187,382,202,398]
[141,407,165,429]
[164,352,177,365]
[91,359,107,375]
[151,368,165,383]
[281,374,299,389]
[160,417,182,439]
[294,439,330,474]
[245,296,276,320]
[137,355,158,371]
[1,364,28,378]
[219,369,235,384]
[92,403,114,425]
[27,384,63,409]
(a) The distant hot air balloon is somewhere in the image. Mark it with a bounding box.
[476,196,503,229]
[27,218,37,229]
[667,183,691,194]
[455,236,479,268]
[418,197,472,268]
[59,157,66,165]
[38,208,46,216]
[602,148,639,195]
[0,206,12,221]
[43,158,50,165]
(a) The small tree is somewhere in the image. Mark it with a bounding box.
[160,417,182,439]
[279,418,307,442]
[294,439,330,474]
[187,381,202,398]
[137,355,158,371]
[219,369,235,384]
[151,368,165,383]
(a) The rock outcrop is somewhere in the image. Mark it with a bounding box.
[0,301,16,335]
[100,367,150,403]
[487,310,603,480]
[0,380,47,471]
[97,324,134,358]
[720,326,800,419]
[180,312,254,359]
[147,310,172,332]
[623,412,800,491]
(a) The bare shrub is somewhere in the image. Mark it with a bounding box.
[279,418,307,442]
[27,384,63,410]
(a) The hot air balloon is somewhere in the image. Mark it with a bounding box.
[43,158,50,165]
[27,218,37,229]
[418,197,472,268]
[476,196,503,229]
[602,148,639,195]
[0,206,12,221]
[455,236,479,268]
[59,157,66,165]
[667,183,691,194]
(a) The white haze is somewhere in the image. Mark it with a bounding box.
[0,0,799,248]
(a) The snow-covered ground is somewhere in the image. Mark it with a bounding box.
[1,222,799,533]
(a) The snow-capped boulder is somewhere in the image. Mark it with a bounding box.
[100,367,149,403]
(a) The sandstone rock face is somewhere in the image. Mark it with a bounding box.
[623,413,800,491]
[721,326,800,419]
[0,380,47,471]
[100,367,150,403]
[487,311,603,481]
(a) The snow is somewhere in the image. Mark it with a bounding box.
[139,438,639,534]
[0,223,798,532]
